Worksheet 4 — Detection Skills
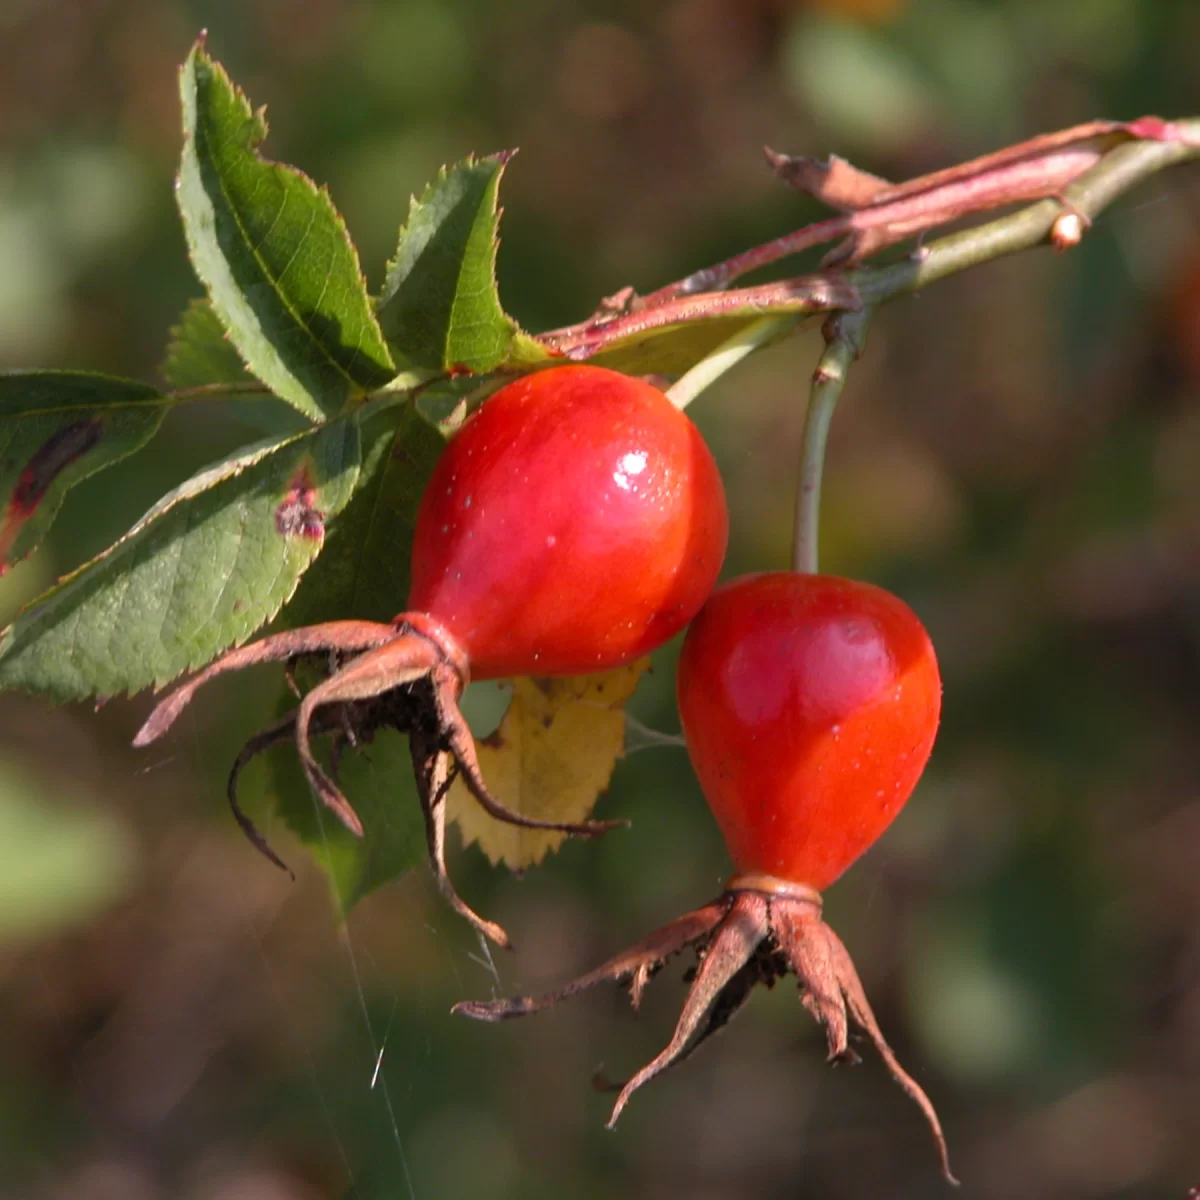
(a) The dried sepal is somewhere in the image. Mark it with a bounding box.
[453,900,729,1021]
[607,890,769,1126]
[132,620,402,747]
[456,883,958,1185]
[818,920,956,1182]
[134,612,623,947]
[225,710,310,877]
[771,896,851,1060]
[410,735,510,949]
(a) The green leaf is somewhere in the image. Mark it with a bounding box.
[252,711,425,910]
[277,399,446,627]
[0,418,363,700]
[0,372,171,573]
[241,399,447,907]
[178,39,394,419]
[161,297,254,390]
[163,299,315,437]
[377,154,553,374]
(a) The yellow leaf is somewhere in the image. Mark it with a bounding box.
[448,658,651,870]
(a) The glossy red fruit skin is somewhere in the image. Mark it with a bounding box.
[409,365,729,681]
[677,573,941,892]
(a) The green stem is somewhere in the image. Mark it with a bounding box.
[793,310,873,575]
[665,315,799,410]
[851,127,1200,306]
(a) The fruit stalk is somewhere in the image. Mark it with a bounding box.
[665,315,800,410]
[793,309,872,575]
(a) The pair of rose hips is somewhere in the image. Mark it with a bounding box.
[136,364,953,1180]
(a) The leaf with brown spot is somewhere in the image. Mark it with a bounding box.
[447,659,651,870]
[0,372,171,573]
[276,399,447,629]
[0,409,366,700]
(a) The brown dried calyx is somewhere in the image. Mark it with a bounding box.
[132,615,623,948]
[455,876,957,1185]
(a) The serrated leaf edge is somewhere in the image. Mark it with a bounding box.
[0,372,168,417]
[379,151,549,373]
[160,297,256,390]
[2,425,315,622]
[179,42,394,415]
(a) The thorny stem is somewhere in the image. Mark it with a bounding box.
[665,315,798,410]
[646,118,1200,310]
[539,118,1200,358]
[541,275,855,362]
[793,310,872,575]
[849,126,1200,304]
[649,120,1199,573]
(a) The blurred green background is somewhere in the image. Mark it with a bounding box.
[2,0,1200,1196]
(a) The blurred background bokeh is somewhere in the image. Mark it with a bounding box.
[2,0,1200,1197]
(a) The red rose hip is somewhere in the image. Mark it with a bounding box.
[677,572,941,891]
[136,365,728,945]
[410,364,728,679]
[458,572,954,1182]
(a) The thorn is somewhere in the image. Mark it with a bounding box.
[1050,205,1090,252]
[591,1067,623,1093]
[1051,212,1085,251]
